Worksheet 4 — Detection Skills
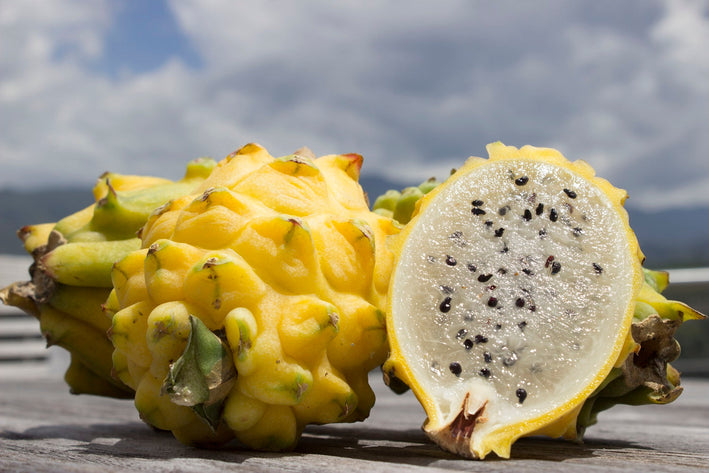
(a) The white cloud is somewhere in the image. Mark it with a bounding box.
[0,0,708,212]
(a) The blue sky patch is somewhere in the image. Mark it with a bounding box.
[91,0,202,77]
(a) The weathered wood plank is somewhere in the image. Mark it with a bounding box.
[1,376,708,472]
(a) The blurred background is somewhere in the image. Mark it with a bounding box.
[1,0,707,375]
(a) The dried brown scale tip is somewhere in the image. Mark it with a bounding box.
[202,257,219,269]
[545,255,555,268]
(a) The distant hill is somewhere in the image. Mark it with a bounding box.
[0,188,93,254]
[1,182,708,269]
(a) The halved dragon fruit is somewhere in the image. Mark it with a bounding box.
[381,142,705,459]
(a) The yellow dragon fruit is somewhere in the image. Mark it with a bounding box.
[0,158,216,396]
[105,143,399,449]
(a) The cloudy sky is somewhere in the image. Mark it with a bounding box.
[1,0,708,211]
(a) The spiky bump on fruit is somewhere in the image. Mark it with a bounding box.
[108,143,399,450]
[0,157,216,397]
[373,177,443,224]
[382,142,705,459]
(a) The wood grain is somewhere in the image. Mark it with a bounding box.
[1,376,708,472]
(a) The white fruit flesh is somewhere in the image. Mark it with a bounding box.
[390,159,637,446]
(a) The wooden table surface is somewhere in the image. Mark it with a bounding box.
[1,374,708,472]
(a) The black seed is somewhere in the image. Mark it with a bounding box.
[472,208,486,216]
[516,388,528,403]
[467,263,477,272]
[515,176,529,186]
[484,220,493,227]
[593,263,604,274]
[523,209,532,221]
[480,368,491,378]
[572,227,583,237]
[440,285,454,294]
[497,268,507,275]
[549,208,558,222]
[538,229,547,238]
[472,199,484,207]
[478,273,493,283]
[474,334,488,344]
[495,324,502,330]
[449,231,466,246]
[529,305,537,312]
[515,298,525,308]
[564,188,577,199]
[503,355,517,367]
[439,297,452,313]
[494,228,505,237]
[464,339,474,350]
[498,206,508,216]
[427,255,436,263]
[449,362,462,376]
[487,297,498,307]
[501,245,509,253]
[518,320,527,330]
[551,261,561,274]
[522,268,534,276]
[456,329,467,339]
[535,203,544,215]
[545,255,555,268]
[445,255,457,266]
[483,352,492,363]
